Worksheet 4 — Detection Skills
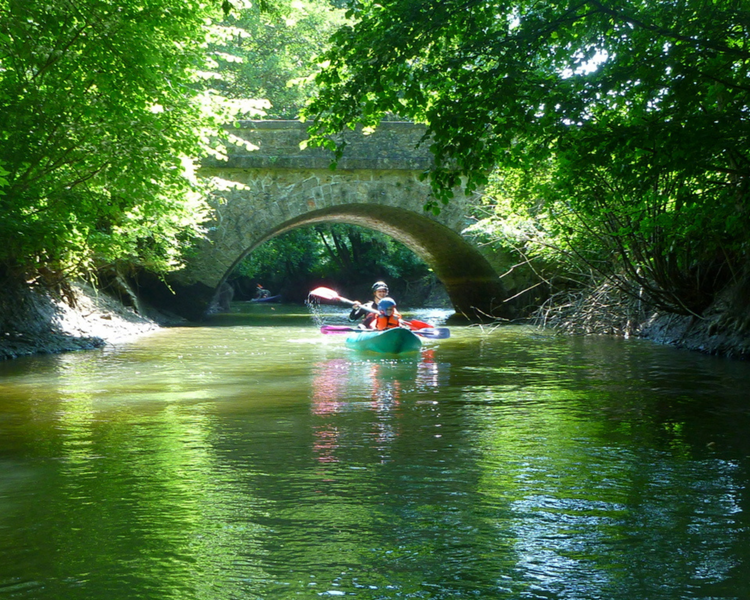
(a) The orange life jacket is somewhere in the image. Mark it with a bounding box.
[373,311,402,330]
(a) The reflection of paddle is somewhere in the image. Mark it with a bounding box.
[320,324,450,339]
[310,287,450,338]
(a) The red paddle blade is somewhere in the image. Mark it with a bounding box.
[407,319,434,330]
[309,287,341,301]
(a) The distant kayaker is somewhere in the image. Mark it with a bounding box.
[255,284,271,299]
[372,297,404,330]
[349,281,390,328]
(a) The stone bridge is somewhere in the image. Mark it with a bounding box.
[150,120,511,320]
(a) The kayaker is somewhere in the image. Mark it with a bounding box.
[255,283,271,299]
[349,281,390,328]
[372,297,404,330]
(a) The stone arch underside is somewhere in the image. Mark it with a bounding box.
[226,203,507,317]
[149,121,510,320]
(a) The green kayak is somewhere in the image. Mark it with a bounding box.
[345,327,423,354]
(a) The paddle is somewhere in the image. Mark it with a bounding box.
[320,324,450,340]
[309,287,432,325]
[310,287,450,338]
[320,325,360,334]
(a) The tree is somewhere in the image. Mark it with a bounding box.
[313,224,428,282]
[0,0,231,286]
[304,0,750,315]
[230,224,433,301]
[204,0,346,118]
[232,227,320,291]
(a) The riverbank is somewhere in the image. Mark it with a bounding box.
[638,285,750,359]
[3,275,750,361]
[0,279,180,361]
[533,279,750,360]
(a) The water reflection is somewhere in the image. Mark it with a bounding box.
[2,315,750,599]
[0,345,277,599]
[310,351,450,465]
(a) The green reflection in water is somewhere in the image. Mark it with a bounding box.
[461,332,746,599]
[1,309,750,599]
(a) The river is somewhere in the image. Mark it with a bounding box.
[1,303,750,599]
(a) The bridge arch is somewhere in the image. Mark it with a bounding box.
[158,121,509,320]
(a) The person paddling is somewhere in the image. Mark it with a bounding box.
[371,297,405,330]
[349,281,390,328]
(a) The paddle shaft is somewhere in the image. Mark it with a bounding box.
[332,294,376,313]
[309,287,441,331]
[333,294,428,328]
[320,324,450,339]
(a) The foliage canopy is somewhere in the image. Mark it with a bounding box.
[204,0,346,118]
[0,0,230,284]
[305,0,750,315]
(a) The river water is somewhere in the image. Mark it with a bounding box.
[1,304,750,600]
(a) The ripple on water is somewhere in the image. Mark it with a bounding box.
[1,318,750,599]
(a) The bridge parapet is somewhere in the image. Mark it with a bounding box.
[205,120,434,171]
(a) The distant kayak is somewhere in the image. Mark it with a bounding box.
[250,295,281,303]
[345,327,422,354]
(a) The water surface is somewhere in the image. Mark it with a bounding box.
[1,304,750,599]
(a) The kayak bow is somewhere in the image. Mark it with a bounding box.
[345,328,422,354]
